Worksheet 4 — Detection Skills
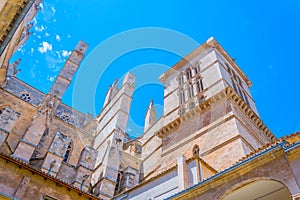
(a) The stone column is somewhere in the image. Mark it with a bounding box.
[178,155,188,191]
[195,157,202,183]
[192,79,198,97]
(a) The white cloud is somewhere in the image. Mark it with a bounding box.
[62,50,71,57]
[41,3,56,22]
[55,34,61,42]
[51,6,56,13]
[28,48,34,56]
[35,25,45,32]
[55,51,61,58]
[47,75,56,82]
[32,18,37,25]
[38,41,52,53]
[45,32,50,37]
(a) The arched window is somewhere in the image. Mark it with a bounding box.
[63,141,72,162]
[196,78,204,93]
[186,68,192,79]
[178,73,186,104]
[194,66,199,74]
[193,145,200,158]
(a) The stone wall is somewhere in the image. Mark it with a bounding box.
[0,154,95,200]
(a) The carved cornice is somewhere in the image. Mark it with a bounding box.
[156,87,275,142]
[156,118,181,138]
[225,87,276,142]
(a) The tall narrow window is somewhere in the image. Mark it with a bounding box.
[194,66,198,74]
[179,90,185,104]
[63,141,72,162]
[188,84,194,98]
[114,167,125,195]
[178,74,185,104]
[196,78,203,93]
[178,73,184,85]
[197,64,201,73]
[186,68,192,79]
[243,91,250,106]
[231,78,238,92]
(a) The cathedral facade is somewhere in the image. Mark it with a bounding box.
[0,1,300,200]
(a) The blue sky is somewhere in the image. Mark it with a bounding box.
[12,0,300,138]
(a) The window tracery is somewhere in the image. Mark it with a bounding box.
[177,65,205,114]
[19,91,32,102]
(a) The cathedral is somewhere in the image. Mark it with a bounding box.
[0,1,300,200]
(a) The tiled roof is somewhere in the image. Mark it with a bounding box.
[235,132,300,165]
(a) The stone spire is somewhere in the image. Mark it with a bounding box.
[103,79,119,108]
[144,99,156,132]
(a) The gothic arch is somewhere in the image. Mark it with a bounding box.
[192,145,200,158]
[186,68,192,80]
[219,177,292,200]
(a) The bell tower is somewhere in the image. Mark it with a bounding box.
[158,37,275,171]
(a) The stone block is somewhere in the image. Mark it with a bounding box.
[12,142,35,162]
